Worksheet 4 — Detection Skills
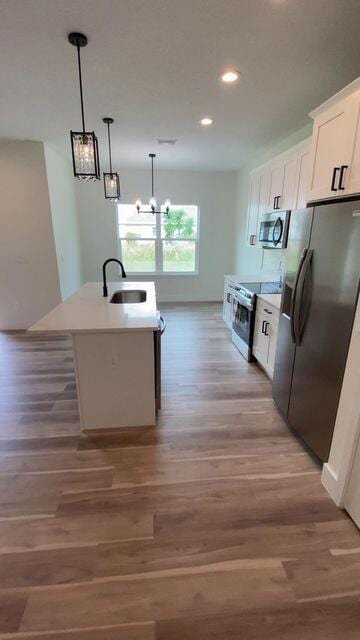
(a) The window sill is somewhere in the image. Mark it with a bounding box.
[119,271,200,277]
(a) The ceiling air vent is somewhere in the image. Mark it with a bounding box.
[157,139,177,146]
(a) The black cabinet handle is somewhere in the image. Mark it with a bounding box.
[338,165,348,191]
[227,292,232,303]
[261,320,266,334]
[331,167,340,191]
[264,321,269,336]
[275,195,281,210]
[249,234,256,245]
[264,308,272,315]
[273,196,276,210]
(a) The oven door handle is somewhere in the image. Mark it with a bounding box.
[234,294,253,309]
[290,248,307,344]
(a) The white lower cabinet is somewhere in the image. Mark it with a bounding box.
[252,299,279,379]
[223,278,237,329]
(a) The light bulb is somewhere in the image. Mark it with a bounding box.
[164,200,171,209]
[149,197,157,208]
[200,117,213,126]
[135,199,142,208]
[220,69,241,83]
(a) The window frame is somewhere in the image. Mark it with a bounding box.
[115,203,200,276]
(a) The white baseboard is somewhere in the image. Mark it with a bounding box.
[321,463,344,507]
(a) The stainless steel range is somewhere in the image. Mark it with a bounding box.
[232,281,282,361]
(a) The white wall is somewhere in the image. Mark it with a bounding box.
[44,144,83,300]
[233,123,313,277]
[76,169,237,302]
[0,140,61,329]
[322,296,360,507]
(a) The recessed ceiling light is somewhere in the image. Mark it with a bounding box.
[200,117,213,126]
[220,69,241,83]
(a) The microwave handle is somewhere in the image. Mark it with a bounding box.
[272,216,283,246]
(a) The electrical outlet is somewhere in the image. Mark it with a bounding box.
[110,352,121,369]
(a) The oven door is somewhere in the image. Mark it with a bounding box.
[232,295,255,361]
[259,211,289,249]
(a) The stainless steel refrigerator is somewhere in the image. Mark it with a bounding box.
[273,201,360,462]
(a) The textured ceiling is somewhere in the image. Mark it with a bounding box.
[0,0,359,169]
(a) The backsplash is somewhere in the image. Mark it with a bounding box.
[261,249,286,276]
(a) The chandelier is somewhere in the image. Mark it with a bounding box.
[135,154,170,215]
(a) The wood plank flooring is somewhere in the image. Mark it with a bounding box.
[0,303,359,638]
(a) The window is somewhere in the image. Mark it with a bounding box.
[117,204,199,275]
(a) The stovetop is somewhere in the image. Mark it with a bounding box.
[239,281,283,296]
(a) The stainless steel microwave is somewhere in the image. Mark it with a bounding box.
[259,210,290,249]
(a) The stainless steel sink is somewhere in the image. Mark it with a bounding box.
[109,289,147,304]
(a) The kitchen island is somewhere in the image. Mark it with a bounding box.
[29,282,159,430]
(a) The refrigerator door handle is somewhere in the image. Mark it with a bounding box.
[293,249,314,346]
[159,315,167,335]
[290,248,308,344]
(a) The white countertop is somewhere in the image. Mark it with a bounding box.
[225,273,282,285]
[29,282,158,334]
[257,293,282,310]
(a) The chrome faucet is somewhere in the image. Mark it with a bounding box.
[102,259,127,297]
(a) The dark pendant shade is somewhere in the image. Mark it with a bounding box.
[104,172,121,200]
[102,117,120,202]
[70,131,100,181]
[68,32,100,181]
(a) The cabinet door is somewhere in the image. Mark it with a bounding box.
[268,162,284,211]
[258,168,270,218]
[308,93,360,202]
[223,282,229,322]
[294,147,310,209]
[282,153,298,210]
[266,313,279,379]
[253,308,269,366]
[246,172,261,246]
[344,93,360,196]
[344,436,360,528]
[223,282,233,328]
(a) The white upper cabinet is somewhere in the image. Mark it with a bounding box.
[294,144,310,209]
[267,151,300,212]
[267,161,284,211]
[282,152,299,210]
[245,138,311,247]
[308,78,360,202]
[246,170,261,246]
[246,167,269,245]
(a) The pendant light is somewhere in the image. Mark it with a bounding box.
[135,153,170,215]
[102,117,121,201]
[68,32,100,181]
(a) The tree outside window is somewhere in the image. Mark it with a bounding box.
[117,204,199,274]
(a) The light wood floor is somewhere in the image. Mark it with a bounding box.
[0,303,359,638]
